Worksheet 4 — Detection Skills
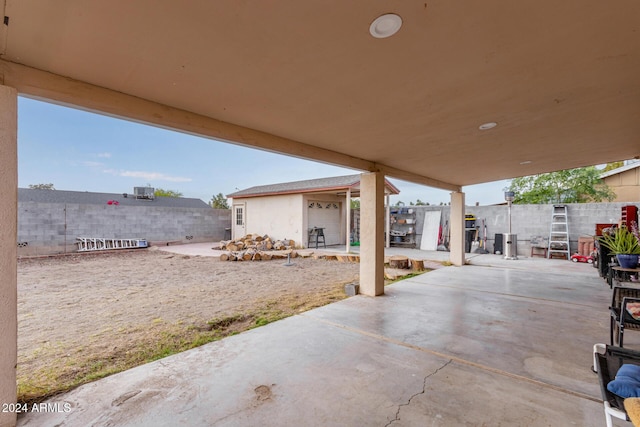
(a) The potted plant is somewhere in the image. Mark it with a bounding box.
[598,224,640,269]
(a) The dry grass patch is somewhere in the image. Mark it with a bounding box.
[17,250,357,404]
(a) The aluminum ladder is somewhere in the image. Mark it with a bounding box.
[547,205,570,260]
[76,237,148,252]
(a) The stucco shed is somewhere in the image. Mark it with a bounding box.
[227,175,399,248]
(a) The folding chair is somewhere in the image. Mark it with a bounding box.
[594,344,640,427]
[610,287,640,347]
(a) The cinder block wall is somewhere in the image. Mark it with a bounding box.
[411,202,637,255]
[17,202,231,256]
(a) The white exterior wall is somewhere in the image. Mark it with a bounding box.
[233,192,348,248]
[242,194,305,246]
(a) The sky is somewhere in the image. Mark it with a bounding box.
[17,96,510,206]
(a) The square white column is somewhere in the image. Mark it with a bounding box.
[0,85,18,427]
[359,172,385,296]
[449,191,466,266]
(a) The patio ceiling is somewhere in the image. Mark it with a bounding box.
[1,1,639,190]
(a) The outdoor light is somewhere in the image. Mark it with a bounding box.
[479,122,497,130]
[369,14,403,38]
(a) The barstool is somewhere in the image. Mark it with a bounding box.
[308,227,326,249]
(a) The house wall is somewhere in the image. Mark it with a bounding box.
[233,193,348,248]
[17,202,231,256]
[603,167,640,202]
[241,194,305,245]
[410,202,639,256]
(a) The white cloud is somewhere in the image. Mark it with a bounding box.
[82,161,104,168]
[97,152,112,158]
[103,169,192,182]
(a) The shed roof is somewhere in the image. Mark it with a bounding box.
[600,161,640,179]
[18,188,211,209]
[227,174,400,199]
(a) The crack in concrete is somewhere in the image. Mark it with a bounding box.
[385,359,452,427]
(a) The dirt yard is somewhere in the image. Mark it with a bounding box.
[17,248,360,403]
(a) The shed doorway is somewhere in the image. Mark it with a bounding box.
[308,200,341,246]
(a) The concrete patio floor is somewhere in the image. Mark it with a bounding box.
[18,244,629,426]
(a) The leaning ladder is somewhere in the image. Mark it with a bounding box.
[547,205,570,260]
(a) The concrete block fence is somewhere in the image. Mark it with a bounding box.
[408,202,638,257]
[17,202,231,256]
[17,199,638,258]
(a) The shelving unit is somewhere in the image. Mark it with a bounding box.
[390,207,416,247]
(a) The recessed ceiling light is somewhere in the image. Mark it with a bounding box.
[520,161,532,165]
[369,14,403,39]
[478,122,497,130]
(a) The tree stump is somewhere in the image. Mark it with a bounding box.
[389,255,409,269]
[410,259,425,272]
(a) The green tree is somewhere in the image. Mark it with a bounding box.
[602,161,624,173]
[415,199,428,206]
[210,193,230,209]
[350,198,360,209]
[154,188,183,198]
[506,166,615,204]
[28,183,55,190]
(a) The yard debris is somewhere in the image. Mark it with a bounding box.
[388,255,409,269]
[218,234,361,263]
[219,234,298,262]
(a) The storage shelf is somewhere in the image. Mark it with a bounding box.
[390,208,416,248]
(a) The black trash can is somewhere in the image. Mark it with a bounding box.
[494,233,503,254]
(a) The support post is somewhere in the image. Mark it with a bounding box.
[346,187,351,253]
[449,191,466,266]
[385,194,390,248]
[359,172,385,296]
[0,85,18,427]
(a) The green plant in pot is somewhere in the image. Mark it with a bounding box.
[598,225,640,269]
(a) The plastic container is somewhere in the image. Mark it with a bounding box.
[465,214,476,228]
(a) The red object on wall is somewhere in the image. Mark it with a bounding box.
[622,205,638,227]
[596,223,616,236]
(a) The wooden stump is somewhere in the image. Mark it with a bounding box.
[389,255,409,269]
[410,259,425,272]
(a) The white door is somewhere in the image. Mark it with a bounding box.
[232,203,246,239]
[308,201,341,246]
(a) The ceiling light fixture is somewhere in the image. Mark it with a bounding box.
[478,122,497,130]
[369,14,403,38]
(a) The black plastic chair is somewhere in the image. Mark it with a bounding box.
[610,287,640,347]
[594,344,640,426]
